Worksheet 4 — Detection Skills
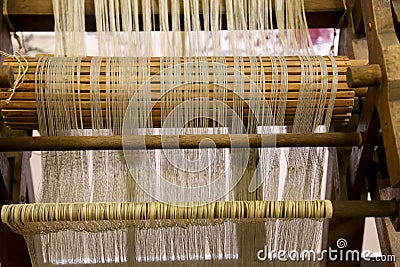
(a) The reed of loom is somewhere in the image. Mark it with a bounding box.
[0,55,357,130]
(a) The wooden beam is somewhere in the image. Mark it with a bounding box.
[327,148,366,266]
[391,0,400,39]
[0,0,13,198]
[0,217,31,267]
[0,140,32,267]
[5,0,346,31]
[326,7,371,265]
[0,175,31,267]
[0,2,11,63]
[0,1,32,265]
[19,151,33,203]
[0,168,31,266]
[0,152,11,202]
[349,90,381,199]
[375,187,400,266]
[0,136,32,267]
[9,152,22,204]
[8,151,33,204]
[361,0,400,188]
[346,0,366,35]
[0,124,34,202]
[338,0,369,58]
[327,147,366,266]
[7,0,345,15]
[321,147,336,256]
[0,132,363,151]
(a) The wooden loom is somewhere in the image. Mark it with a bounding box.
[0,0,399,266]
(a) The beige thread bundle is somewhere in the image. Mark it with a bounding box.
[2,200,334,234]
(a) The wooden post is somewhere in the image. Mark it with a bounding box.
[375,187,400,266]
[349,90,381,199]
[0,1,32,266]
[350,0,400,265]
[361,0,400,188]
[0,65,13,87]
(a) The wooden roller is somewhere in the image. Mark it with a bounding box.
[0,55,354,130]
[6,0,346,31]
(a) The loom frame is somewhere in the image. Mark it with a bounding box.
[0,0,400,266]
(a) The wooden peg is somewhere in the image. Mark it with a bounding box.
[347,64,382,88]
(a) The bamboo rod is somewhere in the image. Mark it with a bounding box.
[1,91,355,100]
[1,118,352,130]
[21,74,349,83]
[1,82,353,92]
[0,132,362,152]
[0,99,354,109]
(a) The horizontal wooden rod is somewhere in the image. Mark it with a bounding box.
[6,0,346,31]
[347,64,383,88]
[331,201,398,218]
[7,0,346,15]
[2,118,352,130]
[0,132,363,152]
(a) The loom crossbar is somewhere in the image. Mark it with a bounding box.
[0,132,363,151]
[5,0,347,31]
